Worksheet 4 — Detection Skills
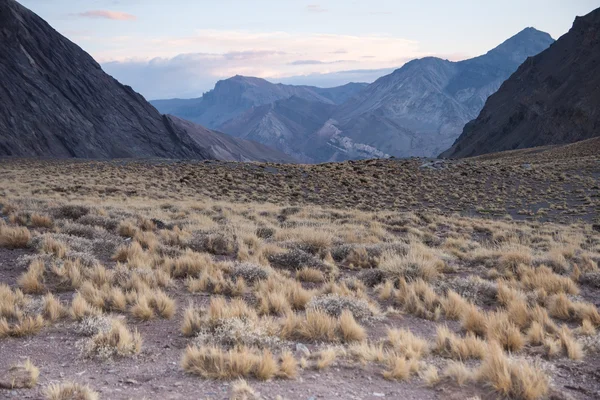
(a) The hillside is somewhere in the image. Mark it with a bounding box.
[441,8,600,158]
[0,0,291,163]
[329,27,554,159]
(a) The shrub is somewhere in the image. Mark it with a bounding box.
[267,248,324,271]
[53,205,90,220]
[307,294,374,320]
[230,262,270,283]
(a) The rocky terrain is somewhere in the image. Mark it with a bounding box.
[442,8,600,158]
[1,145,600,399]
[0,0,291,163]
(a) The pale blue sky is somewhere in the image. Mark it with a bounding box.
[20,0,599,98]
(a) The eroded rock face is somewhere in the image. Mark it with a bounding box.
[441,8,600,159]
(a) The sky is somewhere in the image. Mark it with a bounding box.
[20,0,599,100]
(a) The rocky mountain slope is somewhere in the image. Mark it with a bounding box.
[219,28,553,162]
[441,8,600,158]
[328,27,554,159]
[151,77,367,129]
[166,116,295,162]
[0,0,292,163]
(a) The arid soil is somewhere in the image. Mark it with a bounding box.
[1,154,600,400]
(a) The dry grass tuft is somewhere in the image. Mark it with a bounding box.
[45,381,99,400]
[0,359,39,389]
[278,350,298,379]
[43,293,66,322]
[442,361,473,386]
[70,293,101,321]
[31,213,53,228]
[486,311,525,352]
[434,325,487,360]
[461,303,487,337]
[421,365,440,387]
[280,309,337,342]
[296,267,326,283]
[387,328,429,359]
[84,318,142,359]
[316,347,337,370]
[42,237,68,258]
[383,355,414,381]
[18,259,46,294]
[0,225,31,248]
[10,315,45,337]
[477,343,549,400]
[338,309,367,342]
[230,379,262,400]
[181,345,290,381]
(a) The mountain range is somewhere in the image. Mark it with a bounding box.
[151,79,367,129]
[153,28,554,162]
[0,0,294,163]
[442,7,600,158]
[2,0,597,164]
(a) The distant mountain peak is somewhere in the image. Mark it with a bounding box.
[441,7,600,158]
[483,27,554,60]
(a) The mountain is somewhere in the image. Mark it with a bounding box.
[220,96,387,162]
[165,116,296,162]
[325,28,555,159]
[151,77,367,129]
[441,8,600,158]
[219,96,337,162]
[219,28,554,162]
[0,0,292,163]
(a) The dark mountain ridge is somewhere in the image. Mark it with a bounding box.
[0,0,293,163]
[441,8,600,158]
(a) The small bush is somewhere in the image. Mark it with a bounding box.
[307,294,374,320]
[230,263,270,283]
[53,205,90,220]
[267,248,324,271]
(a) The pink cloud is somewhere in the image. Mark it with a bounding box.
[75,10,137,21]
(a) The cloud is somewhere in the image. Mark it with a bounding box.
[289,59,351,65]
[74,10,137,21]
[94,29,433,99]
[306,4,327,13]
